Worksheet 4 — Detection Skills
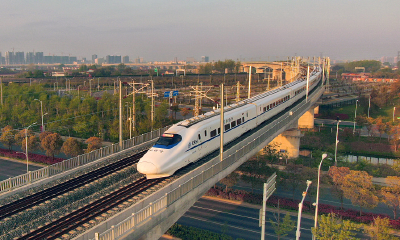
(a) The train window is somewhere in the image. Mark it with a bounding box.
[218,128,221,134]
[225,124,230,131]
[237,118,241,125]
[198,134,201,140]
[263,107,266,112]
[210,129,217,137]
[204,130,207,137]
[155,134,182,148]
[242,117,244,122]
[231,121,236,128]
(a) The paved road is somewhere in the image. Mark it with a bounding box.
[177,197,314,240]
[228,181,395,218]
[0,158,42,181]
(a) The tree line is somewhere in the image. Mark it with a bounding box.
[0,83,172,142]
[0,125,103,159]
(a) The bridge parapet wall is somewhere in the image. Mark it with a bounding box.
[76,82,325,240]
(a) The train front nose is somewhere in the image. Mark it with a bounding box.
[137,161,159,175]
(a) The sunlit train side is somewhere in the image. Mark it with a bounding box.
[137,67,322,179]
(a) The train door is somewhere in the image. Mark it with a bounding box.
[193,131,203,162]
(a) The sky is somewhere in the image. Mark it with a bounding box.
[0,0,399,62]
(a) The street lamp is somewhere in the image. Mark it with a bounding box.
[334,120,341,166]
[296,180,312,240]
[368,95,371,118]
[353,100,358,134]
[313,153,328,239]
[25,122,37,173]
[34,99,47,132]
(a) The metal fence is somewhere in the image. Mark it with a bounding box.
[93,85,325,240]
[0,126,170,193]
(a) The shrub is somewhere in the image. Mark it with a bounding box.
[0,148,64,165]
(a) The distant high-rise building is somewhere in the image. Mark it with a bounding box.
[106,55,121,64]
[15,52,25,64]
[70,56,78,63]
[5,51,14,65]
[26,52,35,64]
[201,56,209,62]
[92,54,97,63]
[0,52,2,65]
[122,56,129,63]
[95,58,105,64]
[35,52,43,64]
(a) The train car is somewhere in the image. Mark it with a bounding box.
[137,66,323,179]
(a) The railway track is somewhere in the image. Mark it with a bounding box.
[18,177,163,240]
[0,151,145,221]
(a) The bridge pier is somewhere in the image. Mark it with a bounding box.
[270,128,303,159]
[298,106,317,129]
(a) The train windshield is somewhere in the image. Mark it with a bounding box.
[154,133,182,149]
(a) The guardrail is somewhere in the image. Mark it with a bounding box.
[92,84,325,240]
[0,126,170,193]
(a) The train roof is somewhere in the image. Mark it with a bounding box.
[178,67,322,128]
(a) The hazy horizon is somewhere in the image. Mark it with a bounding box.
[1,0,399,62]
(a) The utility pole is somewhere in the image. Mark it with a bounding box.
[236,81,240,102]
[149,80,154,131]
[248,66,252,99]
[306,65,310,102]
[326,57,331,92]
[220,83,224,162]
[194,85,199,117]
[0,77,2,105]
[119,79,123,149]
[132,80,135,135]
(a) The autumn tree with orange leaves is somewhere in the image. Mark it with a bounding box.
[61,137,83,157]
[85,137,102,153]
[381,176,400,219]
[40,132,63,158]
[328,166,350,210]
[341,170,378,216]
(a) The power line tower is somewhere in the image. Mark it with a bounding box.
[190,84,216,117]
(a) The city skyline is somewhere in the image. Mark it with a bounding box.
[1,0,399,62]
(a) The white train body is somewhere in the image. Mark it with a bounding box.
[137,67,323,179]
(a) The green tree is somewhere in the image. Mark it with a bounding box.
[312,213,360,240]
[199,63,213,74]
[269,205,295,240]
[61,137,83,157]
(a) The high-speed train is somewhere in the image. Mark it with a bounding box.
[137,66,323,179]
